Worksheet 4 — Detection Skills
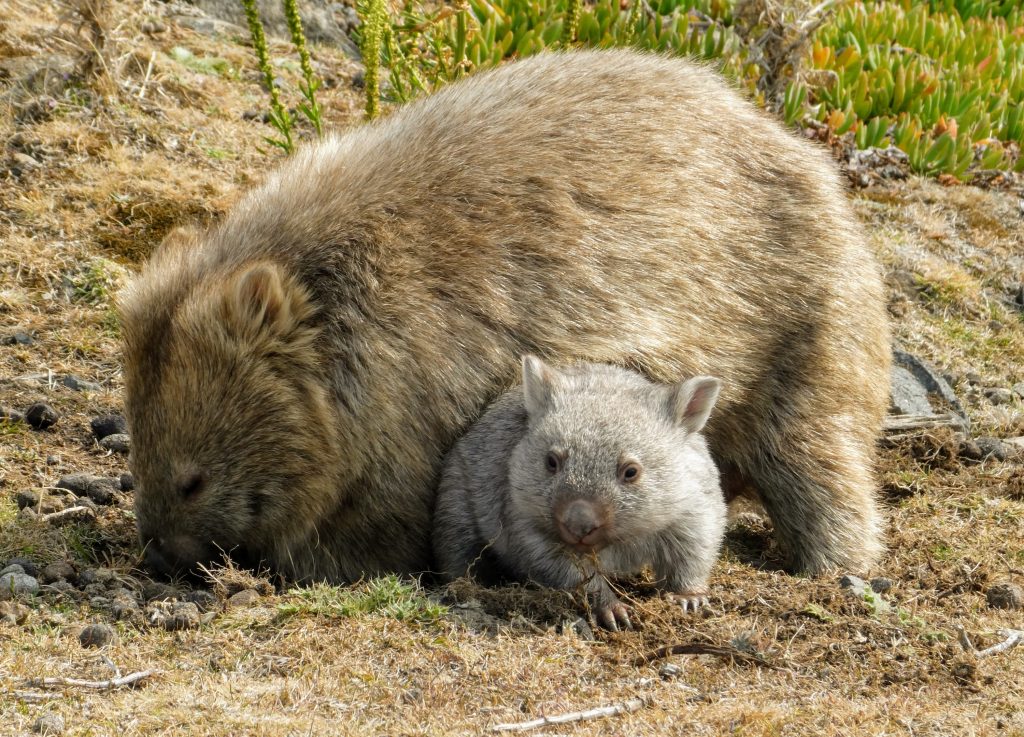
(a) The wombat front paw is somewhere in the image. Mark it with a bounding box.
[595,600,632,632]
[666,589,709,613]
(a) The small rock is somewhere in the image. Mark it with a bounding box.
[94,567,117,585]
[985,387,1014,405]
[1011,382,1024,399]
[56,474,118,505]
[16,489,39,509]
[889,365,934,415]
[12,151,40,170]
[120,473,135,491]
[6,557,39,577]
[61,375,101,392]
[110,590,142,623]
[32,714,64,735]
[0,564,25,577]
[38,494,70,515]
[0,572,39,599]
[141,19,167,34]
[89,595,111,611]
[79,622,115,648]
[839,574,868,596]
[46,579,77,597]
[986,582,1024,610]
[1,331,33,345]
[185,589,219,612]
[965,372,984,386]
[659,662,682,679]
[870,577,893,594]
[1,407,24,423]
[46,454,60,465]
[77,568,97,586]
[145,601,201,631]
[25,402,59,430]
[100,433,130,454]
[227,589,260,608]
[90,414,127,440]
[82,583,106,597]
[0,600,30,625]
[142,581,179,602]
[962,437,1013,463]
[39,561,76,585]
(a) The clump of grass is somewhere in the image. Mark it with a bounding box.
[278,576,447,623]
[66,256,128,306]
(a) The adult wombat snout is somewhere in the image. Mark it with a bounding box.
[120,49,890,583]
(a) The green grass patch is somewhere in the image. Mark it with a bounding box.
[278,576,447,623]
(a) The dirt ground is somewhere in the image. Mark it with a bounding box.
[2,2,1024,735]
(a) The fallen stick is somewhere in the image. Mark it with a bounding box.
[956,626,1023,657]
[632,642,777,669]
[11,690,62,703]
[27,670,155,690]
[40,506,96,524]
[490,697,647,733]
[883,413,967,433]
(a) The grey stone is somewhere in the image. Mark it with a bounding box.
[227,589,260,607]
[6,557,38,577]
[56,474,118,505]
[100,433,130,454]
[145,601,201,631]
[16,489,38,509]
[1013,382,1024,399]
[90,414,127,440]
[987,582,1023,610]
[985,387,1014,405]
[0,564,25,577]
[869,577,892,594]
[79,622,115,648]
[120,473,135,491]
[889,366,934,415]
[32,714,64,735]
[39,561,76,584]
[61,375,101,392]
[0,572,39,599]
[185,589,219,612]
[1,331,33,345]
[891,350,968,428]
[838,574,868,596]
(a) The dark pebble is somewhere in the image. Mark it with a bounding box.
[985,387,1014,405]
[1,331,33,345]
[986,582,1024,610]
[100,433,130,454]
[77,568,98,586]
[16,489,39,509]
[56,474,118,505]
[6,557,39,577]
[61,375,101,392]
[142,581,179,602]
[964,372,984,386]
[79,622,115,647]
[185,589,219,613]
[25,402,59,430]
[870,577,893,594]
[976,437,1011,462]
[39,560,77,585]
[90,414,127,440]
[120,473,135,491]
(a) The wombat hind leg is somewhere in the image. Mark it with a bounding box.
[750,438,882,576]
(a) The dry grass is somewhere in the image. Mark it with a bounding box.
[2,1,1024,735]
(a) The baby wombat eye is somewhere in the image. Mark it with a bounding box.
[545,451,562,474]
[178,471,205,499]
[618,462,642,484]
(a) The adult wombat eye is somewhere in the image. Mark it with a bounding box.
[178,471,205,499]
[618,462,642,484]
[545,451,561,475]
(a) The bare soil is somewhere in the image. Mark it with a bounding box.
[2,2,1024,735]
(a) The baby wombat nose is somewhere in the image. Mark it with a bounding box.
[555,499,612,550]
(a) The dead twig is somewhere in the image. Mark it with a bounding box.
[27,669,155,690]
[883,413,968,433]
[40,506,96,524]
[956,626,1024,657]
[632,642,778,669]
[490,697,647,733]
[11,690,62,703]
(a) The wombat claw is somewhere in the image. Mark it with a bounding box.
[596,601,633,631]
[667,591,709,613]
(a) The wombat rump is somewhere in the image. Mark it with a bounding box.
[120,49,890,582]
[434,356,727,630]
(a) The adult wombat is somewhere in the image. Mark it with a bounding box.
[434,356,727,630]
[121,49,890,582]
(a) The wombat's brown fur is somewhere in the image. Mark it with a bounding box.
[434,356,727,630]
[120,49,890,582]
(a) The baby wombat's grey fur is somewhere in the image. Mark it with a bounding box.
[434,356,726,630]
[120,49,890,583]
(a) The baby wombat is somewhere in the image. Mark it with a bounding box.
[121,49,890,583]
[434,356,727,630]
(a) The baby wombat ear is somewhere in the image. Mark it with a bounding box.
[668,376,722,434]
[521,355,560,416]
[220,262,315,342]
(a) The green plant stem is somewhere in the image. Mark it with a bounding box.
[358,0,389,120]
[562,0,582,45]
[240,0,293,152]
[281,0,323,136]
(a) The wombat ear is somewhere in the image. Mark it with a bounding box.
[221,262,314,342]
[669,376,722,433]
[522,355,558,416]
